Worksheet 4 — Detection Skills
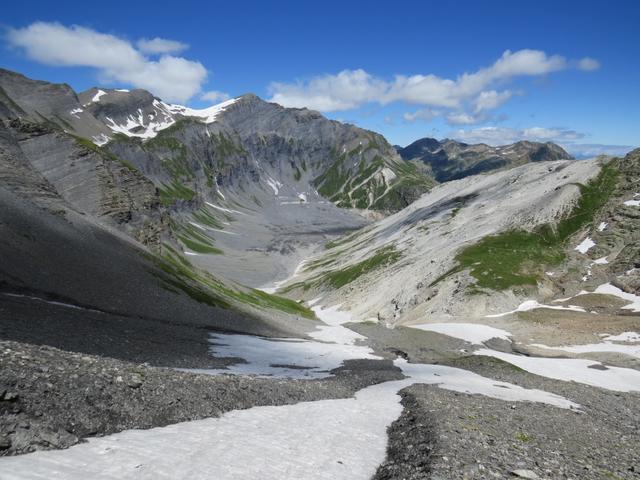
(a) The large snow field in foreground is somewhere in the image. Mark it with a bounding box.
[1,359,579,480]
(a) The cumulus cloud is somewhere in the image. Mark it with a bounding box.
[446,112,482,125]
[450,126,585,145]
[137,37,189,55]
[268,69,386,111]
[577,57,601,71]
[473,90,514,113]
[268,49,595,115]
[201,90,231,103]
[6,22,207,103]
[403,108,440,122]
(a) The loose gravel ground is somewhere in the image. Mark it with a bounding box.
[375,355,640,480]
[0,340,402,456]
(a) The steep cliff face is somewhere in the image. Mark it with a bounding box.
[4,118,168,247]
[398,137,572,182]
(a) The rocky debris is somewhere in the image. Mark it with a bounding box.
[550,149,640,297]
[290,158,601,322]
[511,470,540,479]
[374,355,640,479]
[372,394,436,480]
[0,340,402,456]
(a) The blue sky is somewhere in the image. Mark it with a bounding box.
[2,0,639,156]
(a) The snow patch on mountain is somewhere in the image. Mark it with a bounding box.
[0,358,578,480]
[408,323,511,344]
[575,237,596,254]
[486,300,586,318]
[476,348,640,392]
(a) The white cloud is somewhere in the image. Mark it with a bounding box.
[446,112,481,125]
[577,57,601,71]
[201,90,231,103]
[137,37,189,55]
[6,22,207,103]
[473,90,514,113]
[268,69,386,111]
[403,108,440,122]
[450,126,585,145]
[268,49,594,114]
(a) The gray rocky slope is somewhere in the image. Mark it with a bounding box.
[281,150,639,325]
[397,136,572,182]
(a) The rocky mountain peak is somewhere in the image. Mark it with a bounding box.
[398,136,573,182]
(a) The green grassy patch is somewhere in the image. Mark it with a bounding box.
[158,180,196,206]
[193,207,224,229]
[322,245,402,288]
[72,135,138,172]
[153,245,314,318]
[450,163,618,290]
[172,221,223,255]
[515,432,533,442]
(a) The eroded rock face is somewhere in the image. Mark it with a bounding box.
[6,119,168,248]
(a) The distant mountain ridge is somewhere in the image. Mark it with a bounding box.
[396,136,573,182]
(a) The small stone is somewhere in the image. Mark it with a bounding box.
[3,391,19,401]
[0,436,11,450]
[511,470,539,479]
[127,374,143,389]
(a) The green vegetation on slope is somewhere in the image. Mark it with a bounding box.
[153,244,314,318]
[72,135,138,172]
[158,180,196,206]
[193,207,225,229]
[323,245,403,288]
[171,220,223,255]
[451,162,618,290]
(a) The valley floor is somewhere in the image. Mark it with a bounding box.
[1,289,640,479]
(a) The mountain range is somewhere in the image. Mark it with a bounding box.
[396,136,572,182]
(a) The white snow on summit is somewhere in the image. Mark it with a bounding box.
[101,97,239,142]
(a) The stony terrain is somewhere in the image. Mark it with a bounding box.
[379,357,640,480]
[284,149,640,327]
[282,158,601,321]
[0,340,402,456]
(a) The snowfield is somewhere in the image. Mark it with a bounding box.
[476,348,640,392]
[574,237,596,254]
[485,300,586,318]
[183,332,380,379]
[408,322,511,344]
[1,360,579,480]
